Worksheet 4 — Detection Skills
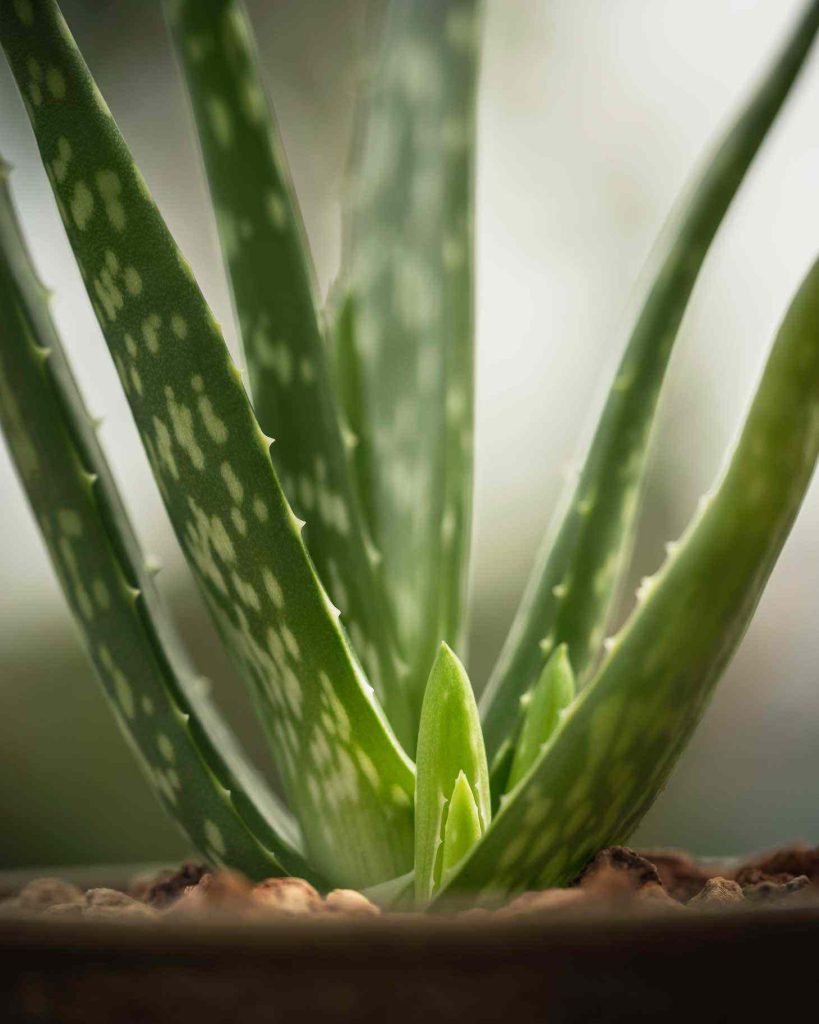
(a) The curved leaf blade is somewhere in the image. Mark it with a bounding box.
[439,255,819,904]
[506,643,574,793]
[480,0,819,762]
[339,0,482,720]
[0,0,414,888]
[0,167,316,882]
[163,0,413,749]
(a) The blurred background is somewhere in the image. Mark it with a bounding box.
[1,0,817,870]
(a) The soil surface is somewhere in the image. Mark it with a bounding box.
[2,844,818,922]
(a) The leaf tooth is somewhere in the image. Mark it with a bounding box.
[538,633,555,656]
[144,553,163,577]
[171,705,192,728]
[254,423,275,450]
[635,575,656,603]
[286,504,306,533]
[318,580,342,621]
[216,780,233,802]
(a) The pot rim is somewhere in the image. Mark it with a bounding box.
[3,862,817,953]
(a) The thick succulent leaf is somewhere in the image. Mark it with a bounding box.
[480,0,819,763]
[438,256,819,904]
[338,0,482,720]
[414,643,489,902]
[329,291,379,546]
[441,771,482,880]
[0,0,414,889]
[506,644,574,793]
[163,0,413,749]
[0,167,318,882]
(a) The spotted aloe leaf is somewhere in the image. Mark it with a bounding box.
[329,291,379,540]
[162,0,413,750]
[337,0,482,724]
[414,644,489,903]
[0,167,321,883]
[438,256,819,904]
[479,0,819,766]
[0,0,414,889]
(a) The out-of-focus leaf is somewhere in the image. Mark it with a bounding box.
[480,0,819,766]
[337,0,483,726]
[164,0,413,748]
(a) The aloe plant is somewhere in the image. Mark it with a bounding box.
[0,0,817,908]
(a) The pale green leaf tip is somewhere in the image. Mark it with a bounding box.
[506,642,576,792]
[551,641,571,675]
[430,640,467,689]
[441,770,483,880]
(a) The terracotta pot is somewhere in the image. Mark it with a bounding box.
[1,868,817,1022]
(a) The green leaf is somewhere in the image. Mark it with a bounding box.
[441,770,482,880]
[414,643,489,902]
[163,0,413,750]
[328,291,379,548]
[337,0,482,724]
[361,869,414,910]
[479,0,819,764]
[0,165,319,883]
[0,0,414,889]
[506,644,575,793]
[438,255,819,904]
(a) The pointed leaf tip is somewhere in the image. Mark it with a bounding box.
[414,643,490,902]
[506,644,575,792]
[441,771,483,882]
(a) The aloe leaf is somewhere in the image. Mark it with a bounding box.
[329,291,379,543]
[506,644,575,793]
[361,868,414,909]
[480,0,819,764]
[438,256,819,904]
[414,643,489,902]
[0,166,321,882]
[163,0,413,749]
[441,770,482,880]
[338,0,482,720]
[0,0,414,889]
